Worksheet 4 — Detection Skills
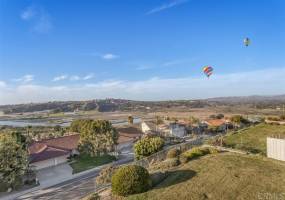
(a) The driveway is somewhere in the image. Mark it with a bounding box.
[36,163,73,188]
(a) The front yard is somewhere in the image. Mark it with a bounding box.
[70,154,116,174]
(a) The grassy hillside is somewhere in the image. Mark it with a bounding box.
[127,153,285,200]
[223,123,285,154]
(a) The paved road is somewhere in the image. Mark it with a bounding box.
[16,157,133,200]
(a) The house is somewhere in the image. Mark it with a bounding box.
[28,126,144,170]
[248,116,264,124]
[28,134,80,170]
[169,122,187,138]
[141,121,158,135]
[116,126,143,152]
[204,119,229,133]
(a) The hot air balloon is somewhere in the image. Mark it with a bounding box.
[244,37,250,47]
[203,66,213,78]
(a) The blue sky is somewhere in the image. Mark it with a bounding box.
[0,0,285,104]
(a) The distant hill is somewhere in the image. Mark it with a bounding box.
[207,95,285,103]
[1,95,285,114]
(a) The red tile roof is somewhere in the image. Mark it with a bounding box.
[41,134,80,151]
[28,134,80,163]
[116,126,143,144]
[29,146,69,163]
[205,119,226,127]
[116,127,144,135]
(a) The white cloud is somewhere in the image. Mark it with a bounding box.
[1,68,285,105]
[20,6,36,20]
[146,0,189,15]
[70,75,80,81]
[20,5,52,33]
[82,74,95,80]
[52,74,95,82]
[102,53,119,60]
[0,81,6,87]
[13,74,34,83]
[52,75,68,82]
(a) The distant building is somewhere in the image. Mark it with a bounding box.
[169,122,186,138]
[141,120,187,138]
[141,121,158,135]
[203,119,229,133]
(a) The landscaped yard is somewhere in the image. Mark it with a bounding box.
[126,153,285,200]
[223,123,285,154]
[70,154,116,173]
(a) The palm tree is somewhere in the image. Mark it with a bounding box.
[128,115,134,125]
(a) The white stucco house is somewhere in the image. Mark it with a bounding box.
[169,122,186,138]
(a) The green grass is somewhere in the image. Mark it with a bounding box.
[223,123,285,154]
[70,154,116,174]
[126,153,285,200]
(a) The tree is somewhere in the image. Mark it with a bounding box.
[0,134,28,189]
[230,115,249,127]
[70,119,93,133]
[216,114,224,119]
[74,119,119,156]
[128,115,134,125]
[188,116,200,124]
[54,125,61,132]
[134,136,164,160]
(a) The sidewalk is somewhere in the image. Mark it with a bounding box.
[0,155,133,200]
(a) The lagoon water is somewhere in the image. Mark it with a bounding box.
[0,118,141,127]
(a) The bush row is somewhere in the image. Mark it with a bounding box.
[180,147,219,163]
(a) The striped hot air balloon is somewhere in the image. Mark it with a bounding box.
[203,66,213,78]
[244,37,250,47]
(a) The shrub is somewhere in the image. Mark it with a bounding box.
[166,148,180,159]
[182,147,219,161]
[183,147,204,159]
[96,165,117,185]
[111,165,151,196]
[207,147,219,154]
[150,158,180,171]
[134,137,164,160]
[280,115,285,121]
[182,147,215,161]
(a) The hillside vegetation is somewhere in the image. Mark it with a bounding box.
[126,153,285,200]
[223,123,285,154]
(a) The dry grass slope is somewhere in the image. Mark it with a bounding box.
[224,123,285,154]
[126,153,285,200]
